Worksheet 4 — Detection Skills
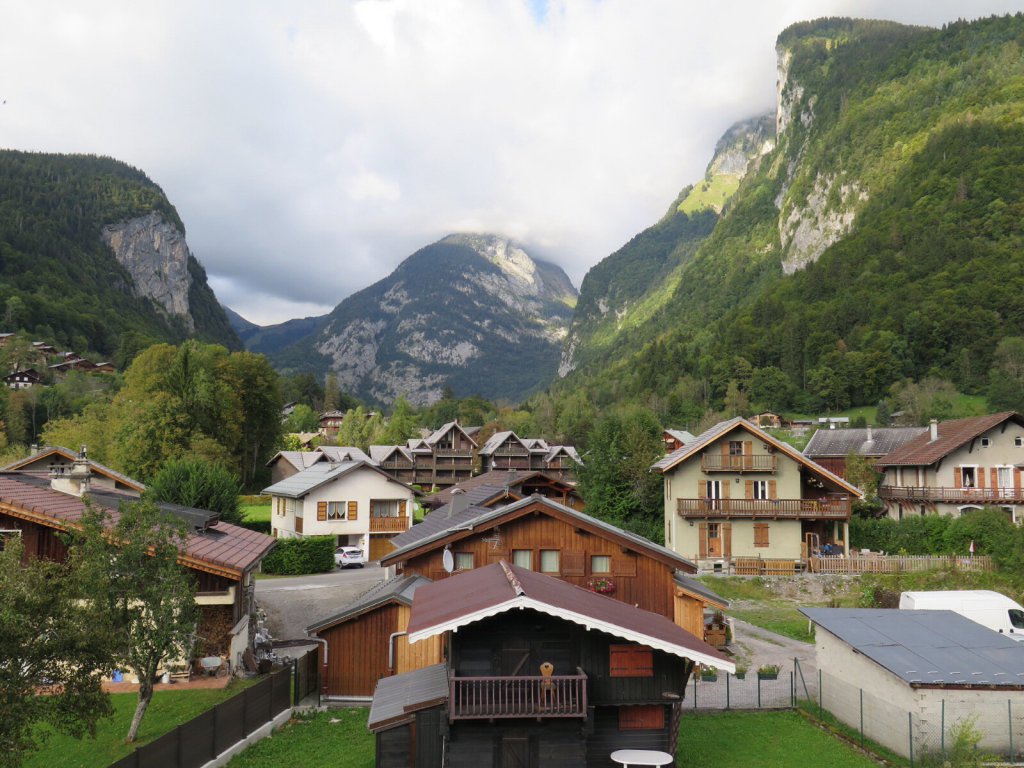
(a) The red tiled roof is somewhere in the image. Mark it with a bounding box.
[876,412,1023,466]
[0,474,275,577]
[407,561,734,672]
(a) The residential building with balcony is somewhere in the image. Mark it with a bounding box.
[371,421,478,490]
[653,417,862,569]
[478,431,583,480]
[875,412,1024,521]
[367,561,733,768]
[262,459,417,561]
[265,445,374,485]
[803,425,927,480]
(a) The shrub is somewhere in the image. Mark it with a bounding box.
[239,519,272,535]
[262,536,335,575]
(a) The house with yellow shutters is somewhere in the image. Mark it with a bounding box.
[263,459,418,561]
[652,417,862,572]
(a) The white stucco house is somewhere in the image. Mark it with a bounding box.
[263,459,418,561]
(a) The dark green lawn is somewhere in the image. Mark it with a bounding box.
[227,709,374,767]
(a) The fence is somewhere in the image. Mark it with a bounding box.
[807,554,993,574]
[688,669,794,710]
[294,646,320,706]
[797,660,1024,765]
[110,652,312,768]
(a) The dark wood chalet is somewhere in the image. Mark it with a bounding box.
[0,455,276,667]
[422,469,584,511]
[477,431,583,481]
[381,495,724,640]
[368,562,733,768]
[371,421,478,490]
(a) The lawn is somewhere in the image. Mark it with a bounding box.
[242,501,271,524]
[26,682,255,768]
[227,709,373,768]
[677,710,886,767]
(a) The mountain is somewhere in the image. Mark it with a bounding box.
[553,15,1024,417]
[0,151,240,355]
[272,234,578,406]
[222,304,326,355]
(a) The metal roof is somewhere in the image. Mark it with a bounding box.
[803,427,927,458]
[388,498,497,551]
[382,494,697,573]
[367,662,449,732]
[665,429,695,444]
[307,574,432,634]
[262,459,414,499]
[407,562,734,672]
[317,445,375,464]
[801,608,1024,687]
[673,572,729,609]
[876,412,1023,467]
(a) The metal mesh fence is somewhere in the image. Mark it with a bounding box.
[687,670,794,710]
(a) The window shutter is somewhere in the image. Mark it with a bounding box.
[745,480,753,500]
[398,500,407,516]
[348,501,358,520]
[487,550,509,565]
[720,443,729,457]
[978,469,986,489]
[619,705,665,730]
[722,480,730,499]
[954,468,962,488]
[769,480,777,499]
[609,645,654,677]
[723,523,732,557]
[698,480,706,499]
[754,523,769,548]
[991,468,998,490]
[744,441,753,456]
[613,554,637,577]
[1016,468,1022,495]
[698,523,708,558]
[317,501,327,521]
[562,551,585,576]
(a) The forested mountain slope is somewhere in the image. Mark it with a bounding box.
[0,151,239,356]
[554,15,1024,421]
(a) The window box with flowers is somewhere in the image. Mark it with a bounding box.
[586,575,616,595]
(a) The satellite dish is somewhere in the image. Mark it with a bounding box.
[442,548,454,573]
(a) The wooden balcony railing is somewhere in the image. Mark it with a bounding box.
[879,486,1024,503]
[369,515,410,533]
[434,448,473,457]
[449,671,588,721]
[677,497,850,519]
[701,454,777,472]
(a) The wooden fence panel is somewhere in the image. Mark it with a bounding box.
[179,708,216,766]
[135,728,179,768]
[244,676,273,736]
[808,555,992,574]
[214,693,246,755]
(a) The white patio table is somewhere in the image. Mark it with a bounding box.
[610,748,674,767]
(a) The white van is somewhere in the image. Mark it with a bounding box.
[899,590,1024,640]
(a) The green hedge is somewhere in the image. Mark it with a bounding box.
[262,536,335,575]
[239,519,272,535]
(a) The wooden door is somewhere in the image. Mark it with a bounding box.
[368,536,394,562]
[707,522,722,557]
[502,737,529,768]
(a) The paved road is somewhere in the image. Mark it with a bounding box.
[255,565,387,643]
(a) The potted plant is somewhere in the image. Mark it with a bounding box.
[704,611,728,648]
[586,575,616,595]
[699,665,718,682]
[733,663,748,680]
[757,664,780,680]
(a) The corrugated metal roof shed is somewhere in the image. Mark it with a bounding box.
[801,608,1024,687]
[367,662,449,732]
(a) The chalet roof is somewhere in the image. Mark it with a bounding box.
[307,574,432,634]
[369,444,414,463]
[544,445,583,464]
[264,450,325,471]
[803,427,927,459]
[651,417,862,497]
[382,494,697,574]
[262,460,415,499]
[407,562,734,672]
[3,368,41,380]
[425,421,478,448]
[673,572,729,610]
[320,410,346,419]
[478,430,522,455]
[388,497,498,551]
[367,663,449,732]
[317,445,375,464]
[875,412,1023,467]
[665,429,695,444]
[1,446,146,492]
[425,469,574,509]
[801,608,1024,688]
[0,473,275,577]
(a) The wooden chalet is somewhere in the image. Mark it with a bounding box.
[803,424,926,480]
[319,409,346,436]
[3,368,42,389]
[477,431,582,481]
[1,445,147,495]
[422,469,584,511]
[663,429,695,453]
[371,421,478,490]
[381,495,724,638]
[265,445,374,485]
[308,574,441,699]
[0,454,276,667]
[368,562,733,768]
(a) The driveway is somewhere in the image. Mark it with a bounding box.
[731,617,817,694]
[255,565,387,645]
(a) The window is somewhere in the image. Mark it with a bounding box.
[276,497,285,516]
[981,438,991,448]
[754,523,770,548]
[961,467,976,488]
[1016,437,1023,447]
[591,555,611,574]
[371,499,401,517]
[512,549,533,569]
[327,502,345,520]
[1010,609,1024,630]
[454,552,474,571]
[609,645,653,677]
[752,480,769,500]
[540,550,560,573]
[619,705,665,730]
[728,441,743,456]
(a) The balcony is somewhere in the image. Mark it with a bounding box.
[449,671,588,721]
[435,448,472,457]
[677,497,851,519]
[880,486,1024,504]
[700,454,777,473]
[369,515,410,533]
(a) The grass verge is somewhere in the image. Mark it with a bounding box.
[677,710,885,768]
[26,681,256,768]
[227,709,373,767]
[242,502,271,524]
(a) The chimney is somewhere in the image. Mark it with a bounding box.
[866,424,873,442]
[50,445,91,497]
[449,488,468,518]
[929,419,939,442]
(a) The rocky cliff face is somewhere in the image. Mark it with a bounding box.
[278,234,577,406]
[102,212,195,331]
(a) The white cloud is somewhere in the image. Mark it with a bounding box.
[0,0,1020,324]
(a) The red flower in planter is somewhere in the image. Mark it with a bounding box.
[586,575,616,595]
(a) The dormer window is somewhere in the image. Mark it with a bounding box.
[1016,437,1023,448]
[981,438,991,448]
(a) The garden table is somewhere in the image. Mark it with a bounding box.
[610,748,674,767]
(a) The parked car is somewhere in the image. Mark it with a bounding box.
[335,546,366,568]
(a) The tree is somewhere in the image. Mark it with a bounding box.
[323,372,342,412]
[987,337,1024,412]
[380,396,419,445]
[146,458,243,526]
[0,538,113,766]
[283,403,319,434]
[70,500,199,743]
[217,352,283,486]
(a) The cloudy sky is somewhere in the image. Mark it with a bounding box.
[2,1,1020,324]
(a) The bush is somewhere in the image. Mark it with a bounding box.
[239,520,272,535]
[261,536,335,575]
